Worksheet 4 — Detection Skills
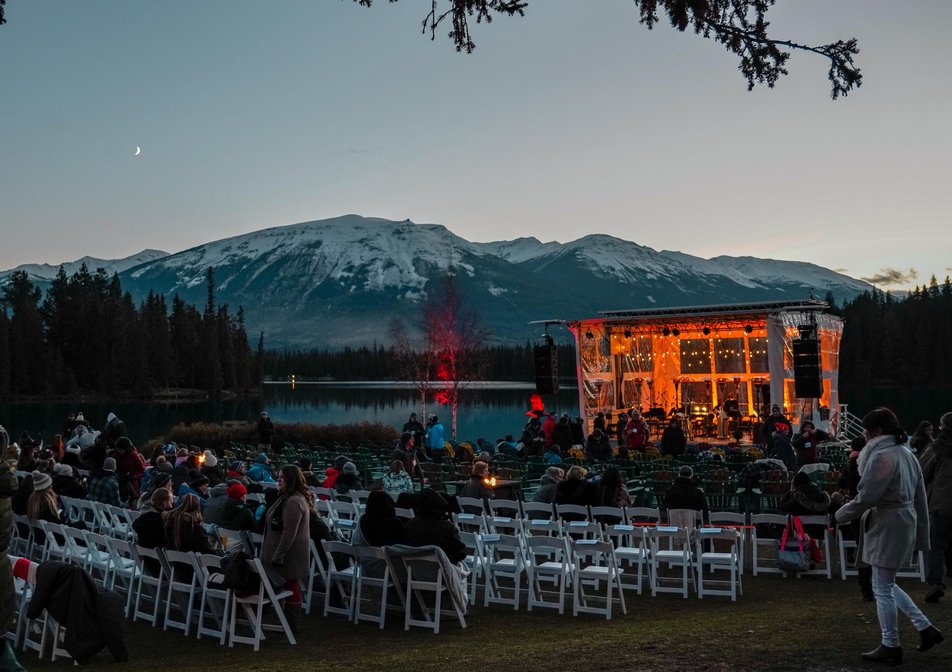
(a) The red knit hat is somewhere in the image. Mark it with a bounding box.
[227,482,247,500]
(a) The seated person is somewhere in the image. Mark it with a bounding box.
[403,488,466,564]
[353,490,406,547]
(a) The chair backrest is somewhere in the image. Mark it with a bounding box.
[488,499,521,518]
[522,517,563,537]
[667,508,702,531]
[556,503,590,522]
[625,506,661,524]
[456,496,487,516]
[604,523,647,550]
[479,532,526,564]
[453,512,488,535]
[521,501,555,520]
[524,534,571,563]
[590,506,626,525]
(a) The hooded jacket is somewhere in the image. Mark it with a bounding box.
[202,482,230,525]
[920,429,952,517]
[532,472,561,504]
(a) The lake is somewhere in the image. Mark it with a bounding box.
[0,383,582,446]
[2,383,949,447]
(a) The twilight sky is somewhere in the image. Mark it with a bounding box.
[1,1,949,289]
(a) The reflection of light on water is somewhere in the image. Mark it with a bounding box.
[290,374,296,390]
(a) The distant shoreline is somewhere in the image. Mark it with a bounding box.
[262,380,570,390]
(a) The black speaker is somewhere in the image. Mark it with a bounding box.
[534,343,559,394]
[792,338,822,398]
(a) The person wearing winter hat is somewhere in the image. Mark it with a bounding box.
[137,471,173,511]
[102,411,128,449]
[219,482,255,531]
[226,460,250,487]
[26,471,62,545]
[51,462,87,499]
[202,479,231,526]
[404,488,466,564]
[88,458,122,507]
[201,450,225,487]
[114,437,146,505]
[334,461,362,496]
[663,465,709,519]
[780,470,832,538]
[247,452,276,484]
[532,466,565,504]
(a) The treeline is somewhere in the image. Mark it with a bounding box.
[0,266,259,398]
[836,276,952,390]
[262,342,577,381]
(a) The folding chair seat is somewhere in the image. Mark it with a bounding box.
[750,513,788,576]
[646,526,694,598]
[695,527,742,601]
[571,539,627,619]
[228,557,296,650]
[525,535,574,614]
[194,553,230,644]
[108,505,137,540]
[353,545,405,628]
[604,523,649,594]
[159,549,201,635]
[389,545,467,634]
[60,524,92,567]
[130,544,166,626]
[708,512,749,575]
[322,540,358,620]
[479,533,526,609]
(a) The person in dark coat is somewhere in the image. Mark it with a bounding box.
[0,427,23,671]
[837,435,872,600]
[132,487,174,573]
[663,466,709,518]
[555,466,597,507]
[172,452,202,493]
[355,490,406,547]
[792,420,830,467]
[402,412,425,450]
[164,493,216,556]
[26,561,128,663]
[919,412,952,603]
[660,418,687,457]
[760,405,792,445]
[101,411,128,449]
[404,488,466,564]
[51,463,87,499]
[780,471,832,538]
[257,411,275,451]
[585,429,612,463]
[458,461,494,500]
[201,450,226,487]
[532,467,564,504]
[552,414,575,452]
[218,482,256,531]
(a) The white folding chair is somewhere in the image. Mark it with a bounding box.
[520,501,555,520]
[835,523,858,579]
[695,527,742,601]
[604,523,649,595]
[479,533,526,609]
[751,513,788,576]
[796,515,833,580]
[456,496,487,516]
[458,531,486,606]
[81,531,114,587]
[393,546,467,634]
[104,537,139,614]
[227,557,296,650]
[556,503,591,523]
[303,538,329,615]
[487,498,522,519]
[708,512,748,575]
[625,506,661,525]
[159,548,201,635]
[525,535,573,614]
[353,545,404,628]
[322,540,358,620]
[130,544,166,626]
[453,512,488,535]
[571,538,627,619]
[194,553,230,644]
[646,526,693,598]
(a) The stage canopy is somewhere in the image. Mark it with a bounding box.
[558,299,843,435]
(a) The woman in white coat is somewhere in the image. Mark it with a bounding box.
[835,407,943,663]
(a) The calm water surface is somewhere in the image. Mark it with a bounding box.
[2,383,949,446]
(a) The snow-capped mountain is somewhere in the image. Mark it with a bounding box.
[0,249,169,287]
[111,215,871,347]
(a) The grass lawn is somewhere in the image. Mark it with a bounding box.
[20,573,949,672]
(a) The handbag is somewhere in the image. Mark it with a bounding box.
[777,515,813,572]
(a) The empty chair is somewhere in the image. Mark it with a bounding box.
[695,527,742,601]
[453,512,488,535]
[456,496,487,516]
[708,511,748,575]
[104,537,138,615]
[626,506,662,525]
[389,545,467,634]
[303,538,329,616]
[646,526,694,599]
[158,548,201,635]
[525,535,574,614]
[353,545,405,629]
[193,553,230,644]
[835,523,859,580]
[603,523,649,595]
[458,531,486,606]
[130,545,166,626]
[571,538,627,619]
[322,540,358,621]
[228,557,296,650]
[521,501,555,521]
[487,498,522,518]
[556,503,590,523]
[479,533,527,610]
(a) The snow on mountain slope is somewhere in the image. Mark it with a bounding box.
[1,249,169,280]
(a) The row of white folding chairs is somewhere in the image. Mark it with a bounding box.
[455,498,666,526]
[59,495,140,540]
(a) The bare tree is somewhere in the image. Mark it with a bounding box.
[388,316,438,421]
[353,0,861,99]
[425,273,491,439]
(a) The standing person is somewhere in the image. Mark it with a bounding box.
[792,420,830,467]
[919,411,952,603]
[834,407,942,663]
[910,421,935,454]
[615,412,629,454]
[114,437,147,506]
[624,412,650,455]
[101,412,128,449]
[256,411,275,453]
[425,415,445,464]
[261,465,310,634]
[402,413,425,451]
[585,428,612,463]
[552,413,574,453]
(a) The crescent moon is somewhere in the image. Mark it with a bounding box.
[135,146,141,156]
